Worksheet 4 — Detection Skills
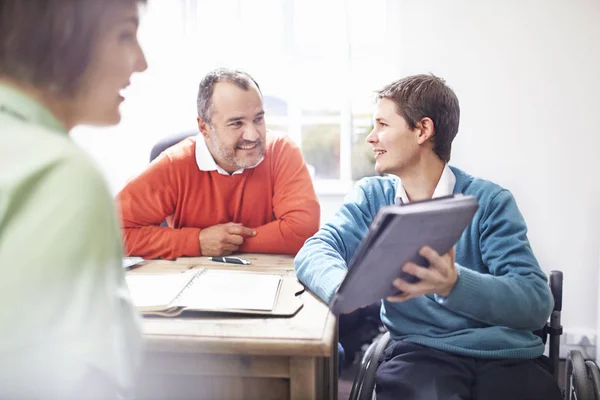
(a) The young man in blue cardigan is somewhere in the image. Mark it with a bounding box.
[294,74,562,400]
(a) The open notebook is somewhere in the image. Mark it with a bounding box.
[125,269,296,317]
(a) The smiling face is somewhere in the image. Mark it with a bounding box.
[199,81,266,173]
[365,97,423,176]
[71,2,147,126]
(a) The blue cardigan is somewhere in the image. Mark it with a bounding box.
[295,166,553,359]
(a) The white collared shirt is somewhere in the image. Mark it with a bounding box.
[394,164,456,204]
[195,134,264,176]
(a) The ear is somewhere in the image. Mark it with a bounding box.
[415,117,435,145]
[197,116,210,139]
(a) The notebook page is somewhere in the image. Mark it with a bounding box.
[122,257,144,269]
[125,271,195,308]
[177,270,281,311]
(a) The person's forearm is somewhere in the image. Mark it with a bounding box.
[238,213,319,255]
[439,264,553,330]
[293,186,376,302]
[123,226,201,260]
[446,189,554,330]
[294,233,349,303]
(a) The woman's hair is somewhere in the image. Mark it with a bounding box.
[0,0,145,96]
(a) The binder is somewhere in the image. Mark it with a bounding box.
[126,268,304,317]
[330,194,479,315]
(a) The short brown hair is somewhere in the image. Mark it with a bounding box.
[0,0,145,97]
[377,74,460,162]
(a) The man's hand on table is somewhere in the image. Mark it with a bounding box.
[199,222,256,256]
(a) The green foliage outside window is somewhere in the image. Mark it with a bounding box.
[301,125,340,179]
[351,126,377,180]
[268,122,377,182]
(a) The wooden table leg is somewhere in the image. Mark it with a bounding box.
[290,357,317,400]
[332,321,339,400]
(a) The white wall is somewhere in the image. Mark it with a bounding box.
[383,0,600,354]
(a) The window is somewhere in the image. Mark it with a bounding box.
[73,0,399,194]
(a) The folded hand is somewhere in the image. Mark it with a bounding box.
[199,222,256,256]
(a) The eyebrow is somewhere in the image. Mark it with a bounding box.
[375,117,389,123]
[226,116,245,124]
[226,111,265,124]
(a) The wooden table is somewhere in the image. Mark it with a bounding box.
[130,254,338,400]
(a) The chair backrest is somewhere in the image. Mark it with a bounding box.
[149,131,196,163]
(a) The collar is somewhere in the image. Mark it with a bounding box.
[394,164,456,205]
[0,83,67,134]
[195,133,264,176]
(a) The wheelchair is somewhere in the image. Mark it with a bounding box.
[349,271,600,400]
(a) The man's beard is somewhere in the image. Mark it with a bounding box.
[208,131,265,170]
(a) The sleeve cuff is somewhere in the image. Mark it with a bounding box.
[319,268,348,304]
[179,227,202,257]
[434,264,461,305]
[439,263,483,309]
[433,293,448,305]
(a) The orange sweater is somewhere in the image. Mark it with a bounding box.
[117,133,320,260]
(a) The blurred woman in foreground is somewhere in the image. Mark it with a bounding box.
[0,1,147,398]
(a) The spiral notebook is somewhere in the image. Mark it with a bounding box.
[126,269,303,317]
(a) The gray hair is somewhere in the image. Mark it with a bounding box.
[196,68,262,124]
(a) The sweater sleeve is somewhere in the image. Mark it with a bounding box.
[294,181,377,303]
[440,189,553,330]
[117,153,201,260]
[239,137,320,255]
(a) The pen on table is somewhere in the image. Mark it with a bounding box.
[210,256,251,265]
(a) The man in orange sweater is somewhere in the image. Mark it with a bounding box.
[117,69,320,260]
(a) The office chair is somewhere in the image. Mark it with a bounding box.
[349,270,599,400]
[149,131,196,163]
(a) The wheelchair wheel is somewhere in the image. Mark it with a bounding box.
[349,332,390,400]
[565,350,593,400]
[349,337,378,400]
[584,360,600,400]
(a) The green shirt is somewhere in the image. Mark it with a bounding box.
[0,84,141,398]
